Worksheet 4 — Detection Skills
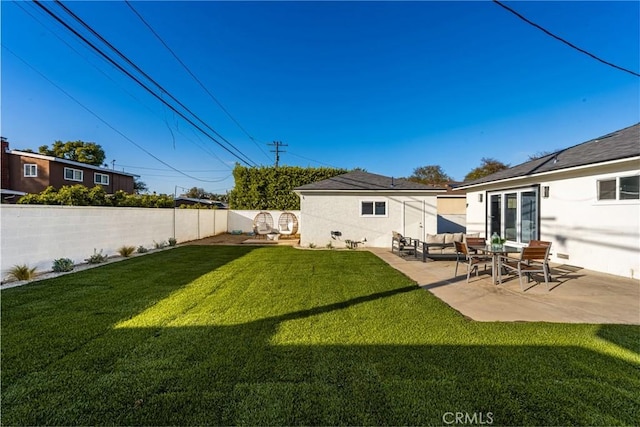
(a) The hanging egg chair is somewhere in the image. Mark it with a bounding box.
[253,211,274,237]
[277,211,299,236]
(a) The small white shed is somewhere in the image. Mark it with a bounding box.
[294,170,444,248]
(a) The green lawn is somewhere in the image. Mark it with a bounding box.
[2,246,639,426]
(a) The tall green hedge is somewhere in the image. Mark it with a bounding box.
[228,165,347,210]
[16,185,174,208]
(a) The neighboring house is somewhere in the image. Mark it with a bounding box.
[437,182,467,233]
[455,123,639,279]
[294,170,446,247]
[1,139,138,201]
[175,197,228,209]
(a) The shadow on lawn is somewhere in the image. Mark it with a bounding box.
[597,324,640,354]
[2,247,639,426]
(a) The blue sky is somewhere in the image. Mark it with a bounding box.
[2,1,638,195]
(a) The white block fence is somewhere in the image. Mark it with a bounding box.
[0,205,226,280]
[0,206,301,281]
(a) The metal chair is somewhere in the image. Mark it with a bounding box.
[454,241,491,282]
[528,240,553,282]
[501,246,551,291]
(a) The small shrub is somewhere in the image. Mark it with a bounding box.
[168,237,177,247]
[308,243,316,249]
[52,258,74,272]
[137,245,148,254]
[8,264,37,281]
[326,241,334,249]
[118,246,135,257]
[85,249,108,264]
[153,240,167,249]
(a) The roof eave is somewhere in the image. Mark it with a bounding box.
[10,150,139,178]
[454,156,640,191]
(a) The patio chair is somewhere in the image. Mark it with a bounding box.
[253,211,274,238]
[465,236,486,254]
[392,231,418,257]
[528,240,553,282]
[277,212,299,238]
[454,241,491,282]
[500,246,551,291]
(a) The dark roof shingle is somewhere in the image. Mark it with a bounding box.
[458,123,640,187]
[295,170,444,191]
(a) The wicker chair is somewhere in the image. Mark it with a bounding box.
[277,212,299,237]
[253,212,274,238]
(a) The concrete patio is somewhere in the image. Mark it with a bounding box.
[369,248,640,324]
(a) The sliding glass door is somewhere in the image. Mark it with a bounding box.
[487,187,539,244]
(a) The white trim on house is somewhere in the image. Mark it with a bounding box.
[455,156,640,191]
[94,172,110,185]
[464,159,639,279]
[359,199,388,217]
[23,164,37,177]
[64,167,84,182]
[10,150,139,178]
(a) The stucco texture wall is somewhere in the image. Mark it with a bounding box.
[0,205,227,279]
[298,192,438,248]
[465,163,640,278]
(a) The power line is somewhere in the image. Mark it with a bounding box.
[33,0,258,167]
[492,0,640,78]
[287,151,342,169]
[114,163,231,172]
[14,1,231,170]
[50,0,258,166]
[2,44,225,184]
[124,0,272,163]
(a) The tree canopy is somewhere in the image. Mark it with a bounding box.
[464,158,510,181]
[38,140,106,166]
[406,165,452,185]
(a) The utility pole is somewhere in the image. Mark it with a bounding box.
[268,141,287,168]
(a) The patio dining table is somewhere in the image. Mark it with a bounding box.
[469,244,522,285]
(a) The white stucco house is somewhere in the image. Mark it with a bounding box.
[294,170,445,248]
[455,123,639,279]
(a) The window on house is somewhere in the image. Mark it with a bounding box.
[488,187,539,244]
[64,167,83,182]
[94,173,109,185]
[361,201,387,217]
[24,164,37,177]
[598,176,639,201]
[597,179,616,200]
[620,176,639,200]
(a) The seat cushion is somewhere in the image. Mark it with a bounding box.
[425,234,445,245]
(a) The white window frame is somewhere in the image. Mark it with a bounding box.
[94,172,109,185]
[360,200,388,217]
[24,164,37,177]
[64,167,83,182]
[487,186,539,245]
[597,175,639,201]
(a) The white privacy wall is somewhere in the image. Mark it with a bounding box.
[0,205,227,279]
[298,192,438,248]
[227,210,301,233]
[464,164,640,279]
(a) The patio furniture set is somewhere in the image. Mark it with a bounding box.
[392,231,553,291]
[253,211,299,241]
[392,231,482,262]
[456,238,553,291]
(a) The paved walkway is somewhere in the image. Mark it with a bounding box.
[369,248,640,324]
